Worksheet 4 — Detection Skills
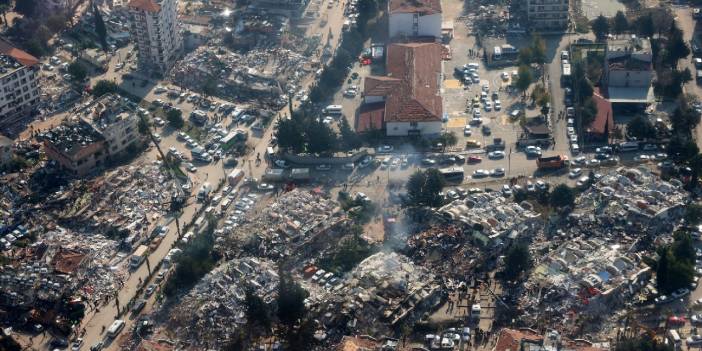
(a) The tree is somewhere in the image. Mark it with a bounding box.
[685,204,702,225]
[592,15,610,40]
[502,244,532,280]
[406,169,445,207]
[339,117,362,150]
[15,0,38,17]
[276,271,307,328]
[615,334,673,351]
[613,11,628,34]
[166,109,184,129]
[665,23,690,68]
[626,115,656,140]
[530,34,547,65]
[91,80,119,97]
[636,13,655,38]
[202,77,217,99]
[518,47,533,66]
[305,119,337,154]
[672,231,695,264]
[550,184,575,209]
[668,135,699,162]
[244,287,271,330]
[435,131,457,151]
[515,65,533,98]
[580,97,598,127]
[68,61,88,82]
[275,118,305,153]
[94,4,109,52]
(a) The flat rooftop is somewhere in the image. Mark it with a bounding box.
[40,121,104,155]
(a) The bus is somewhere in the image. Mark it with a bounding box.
[324,105,343,115]
[439,167,465,182]
[107,319,125,338]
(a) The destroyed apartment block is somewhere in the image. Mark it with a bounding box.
[438,191,542,246]
[168,257,280,348]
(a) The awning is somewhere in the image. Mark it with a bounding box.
[607,86,654,103]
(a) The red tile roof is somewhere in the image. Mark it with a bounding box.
[494,328,542,351]
[0,39,39,67]
[357,102,385,132]
[128,0,161,12]
[363,42,443,123]
[51,247,87,275]
[364,76,401,96]
[389,0,442,15]
[587,89,614,136]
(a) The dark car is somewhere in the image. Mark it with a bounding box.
[51,338,69,349]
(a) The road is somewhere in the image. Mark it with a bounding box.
[675,6,702,149]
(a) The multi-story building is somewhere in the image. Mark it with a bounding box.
[85,94,141,157]
[0,39,40,129]
[388,0,442,39]
[361,42,443,137]
[0,134,11,168]
[603,36,654,104]
[41,121,106,177]
[127,0,182,74]
[41,94,142,176]
[527,0,570,31]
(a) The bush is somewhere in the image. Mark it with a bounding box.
[92,80,119,97]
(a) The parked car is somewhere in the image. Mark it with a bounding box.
[473,169,489,178]
[488,151,505,159]
[491,168,505,177]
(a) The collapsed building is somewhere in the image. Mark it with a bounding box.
[306,252,440,336]
[168,257,279,348]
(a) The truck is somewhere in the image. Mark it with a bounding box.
[537,155,568,170]
[129,245,148,270]
[197,182,212,201]
[227,168,244,186]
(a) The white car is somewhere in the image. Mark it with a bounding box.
[569,168,582,178]
[500,72,509,81]
[473,108,481,118]
[494,100,501,110]
[567,127,575,135]
[484,101,492,111]
[502,184,512,196]
[154,86,167,94]
[473,169,489,177]
[488,151,505,159]
[463,125,472,136]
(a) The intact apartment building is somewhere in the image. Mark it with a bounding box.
[388,0,442,39]
[41,94,141,176]
[527,0,570,31]
[361,42,443,137]
[0,39,40,129]
[127,0,182,74]
[603,36,654,104]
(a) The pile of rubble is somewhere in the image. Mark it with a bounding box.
[313,252,440,335]
[49,163,174,246]
[571,167,686,235]
[221,188,345,260]
[438,191,542,245]
[168,257,279,348]
[169,45,316,109]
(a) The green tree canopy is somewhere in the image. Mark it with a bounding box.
[339,116,362,150]
[166,109,184,129]
[244,286,271,330]
[94,4,109,52]
[515,65,533,98]
[15,0,38,17]
[502,244,532,280]
[613,11,628,34]
[275,118,305,153]
[550,184,575,209]
[92,80,119,97]
[276,271,308,328]
[592,14,610,40]
[305,119,337,154]
[68,61,88,81]
[685,204,702,226]
[626,115,656,140]
[615,334,672,351]
[406,169,445,207]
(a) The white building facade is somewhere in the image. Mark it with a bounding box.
[127,0,182,74]
[0,40,40,128]
[527,0,570,31]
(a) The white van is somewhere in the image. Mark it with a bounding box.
[324,105,343,115]
[668,330,682,349]
[620,141,640,152]
[107,320,125,338]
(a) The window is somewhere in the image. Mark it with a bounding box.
[410,122,418,127]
